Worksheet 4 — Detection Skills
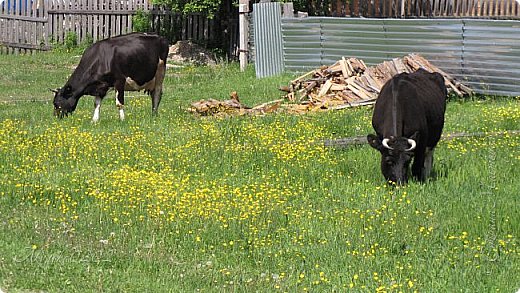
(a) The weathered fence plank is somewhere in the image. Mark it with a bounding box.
[1,0,152,54]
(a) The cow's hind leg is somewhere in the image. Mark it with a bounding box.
[151,58,166,115]
[115,91,125,121]
[92,96,103,123]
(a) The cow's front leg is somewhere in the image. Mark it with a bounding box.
[115,90,125,121]
[92,96,102,122]
[412,150,426,182]
[423,147,434,179]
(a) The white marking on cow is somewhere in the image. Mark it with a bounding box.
[124,59,165,92]
[423,147,434,179]
[124,77,156,91]
[92,96,102,122]
[115,92,125,121]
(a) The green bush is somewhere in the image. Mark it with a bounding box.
[64,31,78,51]
[133,9,151,32]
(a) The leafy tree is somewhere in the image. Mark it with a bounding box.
[153,0,221,18]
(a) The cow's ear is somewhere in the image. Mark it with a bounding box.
[367,134,383,151]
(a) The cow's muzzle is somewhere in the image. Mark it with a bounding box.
[54,108,69,119]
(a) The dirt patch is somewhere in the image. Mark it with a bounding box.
[168,40,218,66]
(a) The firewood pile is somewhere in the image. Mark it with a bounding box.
[189,54,472,116]
[281,53,472,111]
[189,92,283,117]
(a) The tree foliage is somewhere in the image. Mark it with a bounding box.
[153,0,221,17]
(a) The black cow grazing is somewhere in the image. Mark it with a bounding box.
[52,32,169,122]
[367,68,447,184]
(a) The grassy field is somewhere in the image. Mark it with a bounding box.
[0,51,519,292]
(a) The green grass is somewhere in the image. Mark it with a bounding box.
[0,51,519,292]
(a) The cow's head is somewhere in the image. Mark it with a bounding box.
[367,133,418,184]
[51,86,78,118]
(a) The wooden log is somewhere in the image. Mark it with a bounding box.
[361,72,382,93]
[346,58,356,74]
[352,79,377,97]
[346,83,374,101]
[318,79,334,97]
[328,99,377,110]
[337,91,354,102]
[304,81,318,93]
[330,83,347,91]
[340,57,351,78]
[325,61,342,74]
[291,70,316,84]
[392,58,408,73]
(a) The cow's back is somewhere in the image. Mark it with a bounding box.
[372,69,447,147]
[68,33,169,93]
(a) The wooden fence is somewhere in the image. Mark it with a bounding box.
[1,0,237,56]
[150,8,238,58]
[151,9,215,43]
[0,0,151,54]
[0,0,48,53]
[307,0,520,17]
[47,0,150,44]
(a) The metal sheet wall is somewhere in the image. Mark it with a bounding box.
[280,17,520,96]
[462,19,520,96]
[253,2,284,78]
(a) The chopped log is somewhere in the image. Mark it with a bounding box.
[340,57,350,78]
[318,80,334,97]
[291,70,316,84]
[393,58,408,74]
[330,84,347,91]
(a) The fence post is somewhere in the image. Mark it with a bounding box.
[282,2,294,17]
[239,0,250,71]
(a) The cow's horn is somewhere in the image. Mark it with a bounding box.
[382,138,393,150]
[406,139,417,151]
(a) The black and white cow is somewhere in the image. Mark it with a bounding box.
[367,68,447,184]
[52,32,169,122]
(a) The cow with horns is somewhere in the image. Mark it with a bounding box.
[52,32,169,122]
[367,68,447,184]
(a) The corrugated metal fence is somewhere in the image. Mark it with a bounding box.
[280,17,520,96]
[253,2,284,78]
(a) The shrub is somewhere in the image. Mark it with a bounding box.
[133,9,151,32]
[64,31,78,51]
